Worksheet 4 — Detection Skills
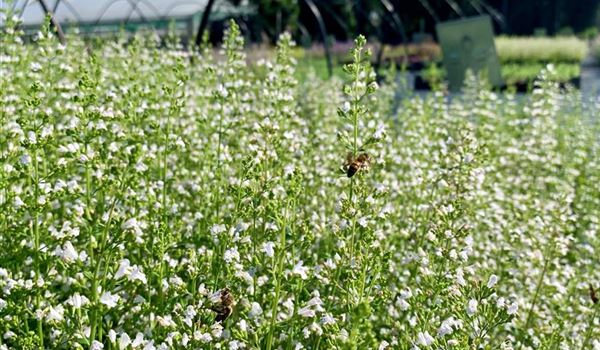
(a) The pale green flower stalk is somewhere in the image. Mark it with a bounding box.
[264,31,300,350]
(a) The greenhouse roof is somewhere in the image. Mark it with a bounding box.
[3,0,253,28]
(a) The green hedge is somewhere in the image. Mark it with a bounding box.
[495,36,587,63]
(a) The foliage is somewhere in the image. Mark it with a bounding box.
[495,36,588,63]
[1,15,600,350]
[420,63,580,88]
[500,63,580,85]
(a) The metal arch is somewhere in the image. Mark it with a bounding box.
[124,0,149,25]
[468,0,484,15]
[53,0,85,24]
[124,0,166,25]
[305,0,332,78]
[134,0,162,19]
[93,0,130,27]
[313,0,350,35]
[474,0,505,26]
[443,0,465,18]
[296,22,311,44]
[379,0,407,44]
[164,0,210,19]
[17,0,34,19]
[416,0,439,23]
[10,0,22,13]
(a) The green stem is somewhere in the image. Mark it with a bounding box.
[580,304,599,350]
[523,255,550,331]
[265,203,289,350]
[348,52,361,260]
[89,190,120,344]
[32,148,43,348]
[158,98,172,308]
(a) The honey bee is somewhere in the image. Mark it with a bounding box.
[344,152,371,178]
[209,288,235,323]
[590,284,598,305]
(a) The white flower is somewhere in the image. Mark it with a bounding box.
[416,331,434,346]
[13,196,25,209]
[487,274,499,288]
[496,297,506,308]
[262,241,275,258]
[114,259,147,284]
[400,288,413,299]
[305,295,324,311]
[119,333,131,350]
[357,216,369,228]
[30,62,42,72]
[100,291,120,308]
[211,323,223,338]
[66,293,89,309]
[284,164,295,176]
[157,315,176,328]
[19,154,31,166]
[91,340,104,350]
[373,124,387,140]
[321,314,336,325]
[229,340,242,350]
[3,330,16,340]
[224,248,240,263]
[210,224,227,236]
[249,302,263,319]
[195,332,212,342]
[466,299,478,316]
[397,299,410,311]
[108,329,117,343]
[114,259,131,280]
[121,218,144,238]
[129,265,147,284]
[209,290,223,303]
[342,101,351,113]
[46,304,64,322]
[55,241,80,262]
[292,261,309,280]
[378,340,390,350]
[298,306,316,318]
[507,302,518,315]
[132,333,145,348]
[438,317,457,337]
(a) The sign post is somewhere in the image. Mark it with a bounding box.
[436,15,503,91]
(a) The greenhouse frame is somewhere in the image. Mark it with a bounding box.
[1,0,255,38]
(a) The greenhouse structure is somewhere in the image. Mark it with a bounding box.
[2,0,255,38]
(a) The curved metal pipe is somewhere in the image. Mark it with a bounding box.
[56,0,85,24]
[475,0,505,26]
[443,0,465,18]
[313,0,350,36]
[380,0,407,44]
[93,0,129,27]
[305,0,332,78]
[124,0,148,25]
[417,0,439,23]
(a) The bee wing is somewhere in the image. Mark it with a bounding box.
[346,152,354,164]
[210,304,225,313]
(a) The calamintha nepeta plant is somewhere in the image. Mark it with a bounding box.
[0,11,599,350]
